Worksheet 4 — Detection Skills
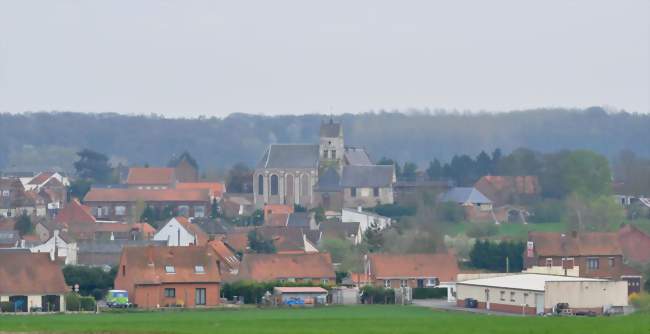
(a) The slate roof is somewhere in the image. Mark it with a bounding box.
[368,253,459,282]
[319,120,342,137]
[287,212,312,228]
[344,147,373,165]
[257,144,320,169]
[340,165,394,188]
[440,187,492,204]
[0,251,69,295]
[238,253,335,281]
[315,167,341,192]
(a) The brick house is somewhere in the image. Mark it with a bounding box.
[524,231,640,282]
[474,175,540,207]
[365,253,459,289]
[114,245,221,308]
[168,152,199,183]
[237,253,335,285]
[83,188,210,220]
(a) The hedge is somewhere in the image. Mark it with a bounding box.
[412,288,447,299]
[221,281,331,304]
[0,301,14,312]
[65,293,96,311]
[360,286,395,304]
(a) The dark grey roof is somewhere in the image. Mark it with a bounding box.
[320,120,342,138]
[320,222,360,237]
[0,230,19,245]
[315,167,341,192]
[344,147,373,165]
[77,239,166,254]
[193,218,230,235]
[287,212,312,228]
[440,187,492,204]
[340,165,394,188]
[257,144,320,169]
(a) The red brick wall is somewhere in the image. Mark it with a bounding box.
[457,299,536,315]
[133,283,220,308]
[531,255,624,279]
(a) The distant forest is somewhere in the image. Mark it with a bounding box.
[0,107,648,174]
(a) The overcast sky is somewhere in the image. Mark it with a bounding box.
[0,1,648,117]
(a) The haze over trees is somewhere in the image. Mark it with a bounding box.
[0,107,649,174]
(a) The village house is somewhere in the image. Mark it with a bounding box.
[207,238,240,282]
[253,119,395,210]
[365,253,460,297]
[153,216,209,246]
[167,152,199,183]
[237,252,335,285]
[617,224,650,264]
[0,178,47,218]
[524,231,642,294]
[76,239,166,268]
[30,230,78,265]
[126,167,177,189]
[114,245,221,308]
[456,273,628,315]
[0,250,69,312]
[474,175,540,207]
[439,187,494,223]
[341,207,391,232]
[83,188,210,220]
[176,182,225,201]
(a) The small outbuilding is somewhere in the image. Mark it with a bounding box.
[273,287,328,306]
[456,273,628,315]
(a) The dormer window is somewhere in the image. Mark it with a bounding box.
[165,265,175,274]
[195,265,205,274]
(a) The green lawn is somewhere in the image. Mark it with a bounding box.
[0,305,648,334]
[444,221,567,240]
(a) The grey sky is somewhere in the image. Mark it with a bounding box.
[0,0,648,117]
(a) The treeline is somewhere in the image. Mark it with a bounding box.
[1,107,649,173]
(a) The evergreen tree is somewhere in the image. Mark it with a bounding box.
[15,213,33,237]
[426,159,443,180]
[363,221,384,252]
[247,230,276,253]
[210,198,220,219]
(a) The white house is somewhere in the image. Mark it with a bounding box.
[30,230,78,265]
[153,217,206,246]
[341,207,391,233]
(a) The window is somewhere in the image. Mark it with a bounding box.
[165,265,175,274]
[608,257,615,268]
[258,175,264,195]
[350,187,357,197]
[331,150,336,159]
[400,280,408,288]
[195,265,205,274]
[1,190,9,197]
[545,258,553,267]
[270,175,279,195]
[115,206,126,216]
[510,292,516,302]
[195,288,206,306]
[178,205,190,217]
[122,265,126,277]
[587,258,599,270]
[301,174,309,198]
[500,291,505,301]
[323,150,329,159]
[384,280,391,288]
[322,278,329,285]
[194,206,205,218]
[164,288,176,298]
[427,278,438,287]
[373,187,379,197]
[287,277,295,282]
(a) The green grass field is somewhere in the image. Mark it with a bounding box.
[0,305,648,334]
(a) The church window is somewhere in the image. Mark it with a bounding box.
[258,175,264,195]
[271,175,279,195]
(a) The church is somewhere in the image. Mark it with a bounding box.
[253,119,395,211]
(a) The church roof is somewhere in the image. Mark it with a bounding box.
[320,120,342,137]
[344,147,373,165]
[315,167,341,192]
[340,165,394,188]
[257,144,320,169]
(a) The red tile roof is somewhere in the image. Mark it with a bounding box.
[368,253,459,282]
[0,251,68,295]
[618,225,650,264]
[238,253,335,281]
[84,188,209,203]
[55,198,96,225]
[28,172,55,185]
[126,167,176,185]
[119,245,221,285]
[529,231,622,257]
[176,182,225,198]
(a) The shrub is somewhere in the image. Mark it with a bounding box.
[529,199,565,223]
[466,224,498,238]
[436,202,465,223]
[371,204,416,218]
[630,293,650,312]
[360,286,395,304]
[221,281,331,304]
[79,296,96,311]
[65,293,80,311]
[0,301,14,312]
[412,288,447,299]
